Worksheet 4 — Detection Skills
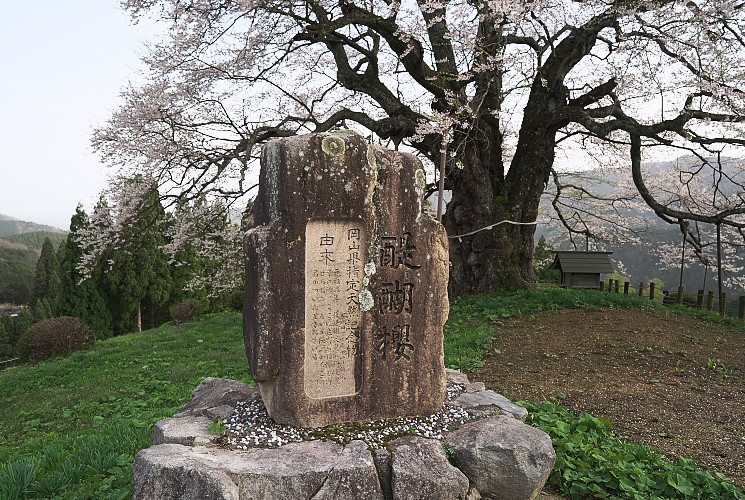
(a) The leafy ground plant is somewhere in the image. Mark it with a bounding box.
[522,401,744,500]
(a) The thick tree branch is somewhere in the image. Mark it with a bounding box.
[630,133,745,228]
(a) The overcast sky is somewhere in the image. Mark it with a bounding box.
[0,1,161,230]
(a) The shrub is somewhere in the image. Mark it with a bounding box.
[17,317,95,362]
[170,298,206,324]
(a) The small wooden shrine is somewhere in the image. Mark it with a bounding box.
[549,251,613,289]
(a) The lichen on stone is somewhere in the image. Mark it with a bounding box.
[326,129,359,138]
[322,136,346,156]
[364,261,376,276]
[415,169,426,193]
[366,145,378,170]
[359,289,374,311]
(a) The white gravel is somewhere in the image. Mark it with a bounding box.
[223,383,472,449]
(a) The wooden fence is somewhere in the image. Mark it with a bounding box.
[599,278,742,319]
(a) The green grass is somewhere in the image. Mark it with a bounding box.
[0,312,250,499]
[2,288,743,499]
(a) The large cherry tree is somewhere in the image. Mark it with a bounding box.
[95,0,745,295]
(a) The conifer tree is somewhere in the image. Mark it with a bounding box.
[32,238,59,306]
[533,236,558,283]
[56,205,114,338]
[52,242,66,316]
[105,179,173,333]
[164,198,241,310]
[0,320,13,360]
[0,313,13,344]
[0,263,30,305]
[13,308,33,346]
[33,298,53,322]
[162,212,203,310]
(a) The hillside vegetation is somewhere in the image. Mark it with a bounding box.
[0,227,67,306]
[0,218,65,238]
[1,232,67,251]
[0,202,240,356]
[0,312,248,499]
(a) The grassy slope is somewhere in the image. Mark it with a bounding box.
[0,313,249,499]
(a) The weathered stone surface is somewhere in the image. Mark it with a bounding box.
[153,416,214,446]
[445,368,471,386]
[134,440,384,500]
[445,416,556,500]
[311,440,385,500]
[244,131,449,427]
[134,444,239,500]
[465,382,486,393]
[372,448,393,500]
[466,488,483,500]
[174,377,259,418]
[449,390,529,422]
[390,436,470,500]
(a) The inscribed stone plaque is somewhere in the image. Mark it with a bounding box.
[244,131,449,428]
[304,219,365,398]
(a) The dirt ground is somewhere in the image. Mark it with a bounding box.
[476,308,745,492]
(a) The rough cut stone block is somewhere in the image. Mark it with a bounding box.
[152,416,214,446]
[134,440,384,500]
[390,436,470,500]
[445,416,556,500]
[372,447,393,500]
[445,368,471,386]
[450,390,529,421]
[134,444,239,500]
[174,377,259,418]
[465,382,486,393]
[311,440,385,500]
[244,131,449,427]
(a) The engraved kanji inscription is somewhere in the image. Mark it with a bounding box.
[375,324,414,361]
[305,219,365,398]
[380,232,422,270]
[375,232,422,362]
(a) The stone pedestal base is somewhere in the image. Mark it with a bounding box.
[134,372,555,500]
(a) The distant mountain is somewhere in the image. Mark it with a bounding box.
[0,214,66,238]
[1,232,67,251]
[0,216,67,305]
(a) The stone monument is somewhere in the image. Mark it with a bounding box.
[133,131,557,499]
[244,130,449,427]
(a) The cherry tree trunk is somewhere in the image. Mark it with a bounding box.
[444,99,556,296]
[445,146,542,295]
